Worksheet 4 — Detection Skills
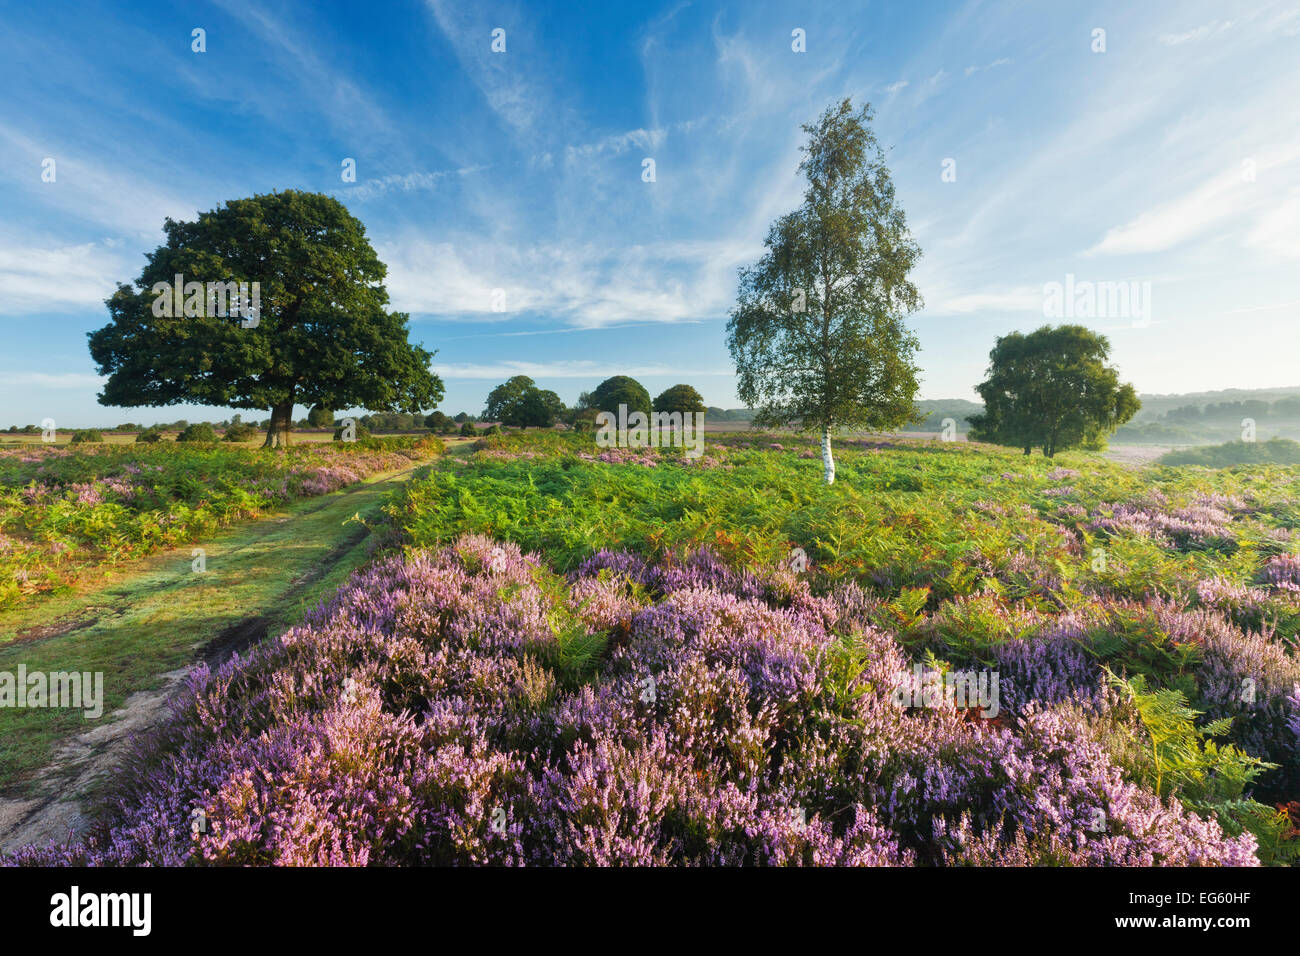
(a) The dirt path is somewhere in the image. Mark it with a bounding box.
[0,457,435,853]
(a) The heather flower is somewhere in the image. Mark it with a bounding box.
[1260,553,1300,591]
[4,536,1267,868]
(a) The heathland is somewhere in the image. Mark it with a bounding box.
[4,429,1297,865]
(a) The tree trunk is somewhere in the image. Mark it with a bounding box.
[263,399,294,448]
[821,426,836,485]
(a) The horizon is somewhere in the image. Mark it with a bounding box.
[3,0,1299,426]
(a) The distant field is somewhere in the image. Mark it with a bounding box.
[0,429,338,447]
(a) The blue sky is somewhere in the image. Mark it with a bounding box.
[2,0,1299,426]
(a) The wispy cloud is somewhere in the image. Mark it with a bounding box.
[1088,140,1300,256]
[1157,20,1233,45]
[382,233,756,326]
[0,239,127,314]
[0,371,105,389]
[964,57,1010,76]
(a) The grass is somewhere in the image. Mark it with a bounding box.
[0,456,435,793]
[1161,438,1300,467]
[5,427,1297,864]
[0,429,340,447]
[398,431,1300,612]
[0,435,438,609]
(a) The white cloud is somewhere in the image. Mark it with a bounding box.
[964,57,1011,76]
[0,123,198,237]
[1246,190,1300,259]
[1158,20,1232,45]
[0,239,126,314]
[337,165,489,202]
[922,286,1042,316]
[424,0,569,140]
[1267,9,1300,36]
[381,233,755,327]
[1088,141,1300,256]
[0,371,105,389]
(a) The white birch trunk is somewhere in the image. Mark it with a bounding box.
[821,427,835,485]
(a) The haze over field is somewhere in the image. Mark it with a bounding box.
[2,0,1300,426]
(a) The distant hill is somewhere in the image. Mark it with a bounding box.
[705,407,758,422]
[706,386,1300,445]
[901,399,985,432]
[911,386,1300,445]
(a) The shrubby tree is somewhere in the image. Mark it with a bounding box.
[363,411,417,432]
[568,391,598,428]
[334,420,370,441]
[176,422,218,443]
[589,376,652,418]
[483,376,565,428]
[88,190,443,448]
[483,376,535,423]
[424,411,458,435]
[307,405,333,428]
[654,384,707,418]
[514,389,564,428]
[968,324,1139,457]
[728,99,923,484]
[222,422,259,442]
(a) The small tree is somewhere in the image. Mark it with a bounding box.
[727,99,923,484]
[88,191,443,449]
[176,422,218,442]
[536,389,566,426]
[307,405,334,428]
[223,422,259,442]
[483,377,564,428]
[653,384,707,419]
[483,375,537,423]
[568,390,598,429]
[968,324,1139,457]
[589,376,652,418]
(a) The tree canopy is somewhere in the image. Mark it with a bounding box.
[727,99,923,483]
[87,190,443,447]
[968,324,1140,457]
[483,375,565,428]
[589,376,652,418]
[653,384,707,417]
